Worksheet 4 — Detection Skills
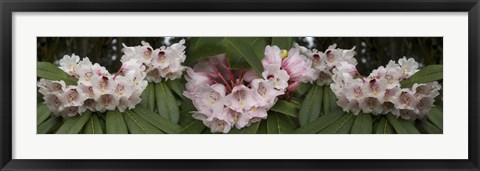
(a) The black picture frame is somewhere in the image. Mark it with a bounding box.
[1,0,479,170]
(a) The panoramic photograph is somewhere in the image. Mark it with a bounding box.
[36,37,443,134]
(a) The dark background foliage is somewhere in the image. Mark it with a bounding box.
[37,37,443,75]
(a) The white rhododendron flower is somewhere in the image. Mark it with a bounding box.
[330,57,441,120]
[294,43,358,86]
[183,52,287,133]
[184,43,335,133]
[59,54,80,77]
[39,39,185,117]
[398,57,419,79]
[262,45,315,86]
[121,39,187,82]
[38,52,148,117]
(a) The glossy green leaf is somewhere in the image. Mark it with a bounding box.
[401,65,443,88]
[37,62,78,85]
[323,85,340,115]
[257,120,268,134]
[37,91,43,104]
[82,114,103,134]
[133,107,183,134]
[398,119,420,134]
[270,100,299,118]
[56,111,92,134]
[37,103,51,126]
[166,79,186,100]
[201,128,212,134]
[374,117,395,134]
[250,37,268,59]
[224,37,264,75]
[386,114,420,134]
[416,119,442,134]
[319,113,354,134]
[289,98,302,107]
[386,114,408,134]
[267,113,296,134]
[185,37,225,65]
[37,116,61,134]
[122,110,163,134]
[427,106,443,130]
[139,83,155,111]
[294,83,312,98]
[179,111,196,127]
[179,120,206,134]
[97,114,106,133]
[229,121,261,134]
[271,37,294,50]
[350,113,373,134]
[298,85,323,126]
[295,110,345,134]
[155,82,180,123]
[106,110,128,134]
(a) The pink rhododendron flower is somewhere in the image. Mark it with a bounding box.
[330,57,441,120]
[38,51,149,117]
[294,43,358,86]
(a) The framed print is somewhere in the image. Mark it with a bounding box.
[1,0,479,170]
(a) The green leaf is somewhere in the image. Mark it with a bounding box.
[122,110,163,134]
[139,83,155,111]
[133,107,183,134]
[298,85,323,126]
[224,37,264,75]
[401,65,443,88]
[386,114,420,134]
[37,103,51,126]
[56,111,92,134]
[319,113,354,134]
[155,82,180,124]
[106,110,128,134]
[179,120,206,134]
[294,83,312,98]
[250,37,268,59]
[350,113,373,134]
[37,91,44,104]
[386,114,407,134]
[82,114,103,134]
[166,79,186,100]
[179,111,196,127]
[229,121,261,134]
[37,116,62,134]
[416,119,442,134]
[266,113,296,134]
[185,37,225,65]
[323,85,340,115]
[98,114,106,133]
[295,110,345,134]
[201,128,212,134]
[427,106,443,130]
[257,120,268,134]
[180,98,196,112]
[37,62,78,85]
[271,37,294,50]
[374,116,395,134]
[270,100,299,118]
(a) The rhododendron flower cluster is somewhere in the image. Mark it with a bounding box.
[183,54,287,133]
[38,54,148,117]
[121,39,187,82]
[330,57,441,120]
[261,45,317,88]
[294,43,358,85]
